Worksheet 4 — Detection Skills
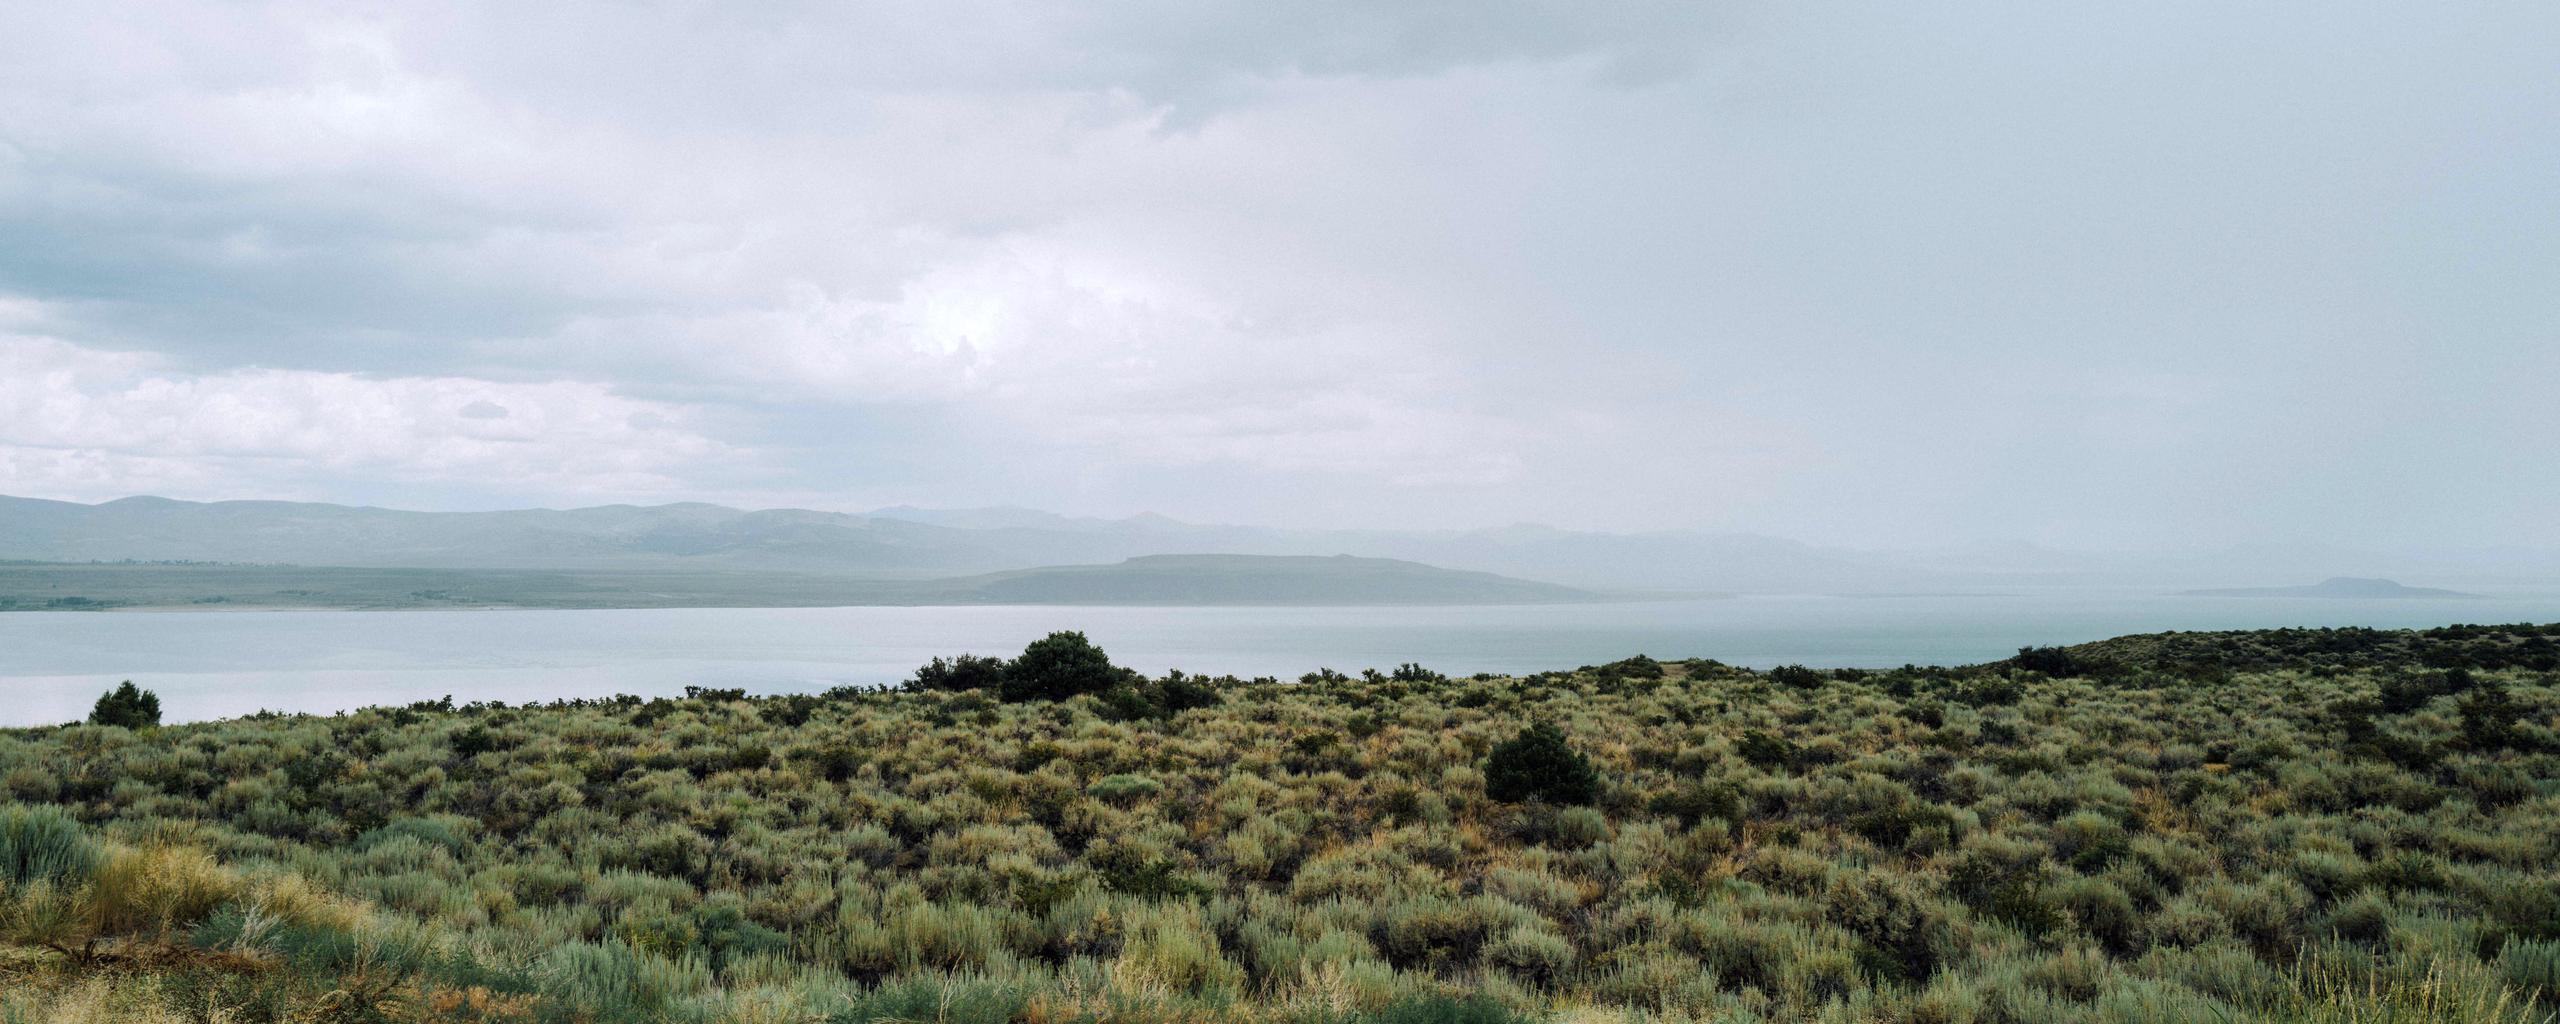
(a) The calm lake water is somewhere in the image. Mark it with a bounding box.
[5,590,2558,725]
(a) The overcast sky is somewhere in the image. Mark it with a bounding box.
[1,1,2553,549]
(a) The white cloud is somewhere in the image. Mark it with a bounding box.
[0,332,733,503]
[0,0,2553,544]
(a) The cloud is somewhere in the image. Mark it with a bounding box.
[0,330,735,504]
[0,1,2553,545]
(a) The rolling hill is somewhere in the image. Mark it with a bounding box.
[918,554,1600,605]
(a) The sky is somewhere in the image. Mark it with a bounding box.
[1,1,2554,550]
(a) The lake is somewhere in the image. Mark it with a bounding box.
[5,589,2558,725]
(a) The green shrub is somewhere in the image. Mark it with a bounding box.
[543,939,707,1017]
[2013,646,2088,676]
[355,816,474,858]
[88,681,162,729]
[2053,810,2131,872]
[1648,781,1743,828]
[0,804,104,891]
[1486,924,1576,987]
[1484,723,1600,806]
[1550,806,1611,849]
[1824,870,1954,983]
[1736,729,1797,771]
[910,653,1007,693]
[1361,993,1532,1024]
[1156,673,1224,714]
[831,975,1030,1024]
[2458,684,2524,751]
[1116,904,1247,996]
[999,631,1130,703]
[2498,936,2560,1007]
[1392,663,1447,683]
[1088,774,1164,805]
[450,724,499,758]
[1097,685,1160,722]
[689,895,789,973]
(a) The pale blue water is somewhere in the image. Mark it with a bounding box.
[3,590,2557,725]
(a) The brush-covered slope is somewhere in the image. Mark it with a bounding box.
[2061,620,2560,675]
[0,624,2553,1021]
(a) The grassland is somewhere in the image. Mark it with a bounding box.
[0,624,2555,1023]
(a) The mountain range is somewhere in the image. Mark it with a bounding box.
[2,494,2548,594]
[0,494,1867,591]
[0,553,1600,610]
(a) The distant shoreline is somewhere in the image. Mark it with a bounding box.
[2177,576,2478,600]
[0,557,1624,612]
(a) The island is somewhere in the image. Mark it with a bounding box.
[2178,576,2477,599]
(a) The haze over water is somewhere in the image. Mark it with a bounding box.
[9,589,2558,725]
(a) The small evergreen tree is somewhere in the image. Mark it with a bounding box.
[2011,646,2084,676]
[2457,683,2522,752]
[88,681,160,729]
[1737,728,1800,771]
[908,653,1006,693]
[999,631,1129,703]
[1390,662,1445,683]
[1154,672,1222,714]
[1484,722,1600,805]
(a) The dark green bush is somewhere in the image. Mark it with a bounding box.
[690,895,789,972]
[1736,729,1798,771]
[909,653,1007,693]
[808,744,864,782]
[1954,676,2025,707]
[2458,683,2524,751]
[1391,662,1446,683]
[89,680,162,729]
[1484,723,1600,805]
[1155,672,1223,713]
[450,724,498,758]
[1097,685,1159,721]
[2011,645,2086,676]
[1649,780,1743,828]
[2378,673,2441,714]
[999,631,1130,702]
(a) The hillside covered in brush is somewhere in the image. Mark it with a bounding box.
[0,623,2556,1023]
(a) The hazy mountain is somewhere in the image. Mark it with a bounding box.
[0,495,999,575]
[0,494,1901,590]
[0,554,1597,610]
[8,495,2552,594]
[2178,577,2478,599]
[922,554,1600,605]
